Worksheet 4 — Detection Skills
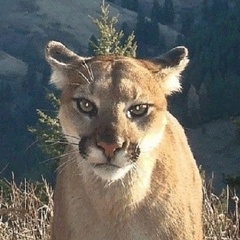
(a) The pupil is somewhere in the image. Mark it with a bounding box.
[83,101,91,110]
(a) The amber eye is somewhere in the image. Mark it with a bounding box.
[73,98,97,116]
[128,104,149,118]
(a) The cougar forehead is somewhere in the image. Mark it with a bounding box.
[61,56,166,105]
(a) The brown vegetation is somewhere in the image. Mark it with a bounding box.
[0,176,53,239]
[202,171,240,239]
[0,174,239,239]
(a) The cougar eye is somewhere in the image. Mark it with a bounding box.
[128,104,149,118]
[73,98,97,116]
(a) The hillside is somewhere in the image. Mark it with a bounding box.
[1,0,190,60]
[1,0,136,55]
[187,118,240,192]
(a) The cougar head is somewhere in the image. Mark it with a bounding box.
[45,41,188,182]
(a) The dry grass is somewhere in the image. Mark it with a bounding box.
[0,174,239,240]
[202,172,240,239]
[0,175,53,240]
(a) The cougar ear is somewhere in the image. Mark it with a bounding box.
[153,46,189,95]
[45,41,90,89]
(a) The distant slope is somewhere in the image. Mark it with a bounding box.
[1,0,137,55]
[1,0,199,57]
[187,118,240,191]
[140,0,202,9]
[37,0,138,52]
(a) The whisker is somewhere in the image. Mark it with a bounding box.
[59,155,85,177]
[129,162,137,179]
[37,109,59,113]
[25,138,41,152]
[44,140,67,145]
[40,150,78,164]
[71,159,85,178]
[104,179,114,188]
[57,155,78,175]
[88,66,94,82]
[62,133,80,141]
[69,82,82,86]
[25,134,78,153]
[91,172,100,185]
[120,178,126,188]
[67,64,91,84]
[82,60,94,82]
[76,70,90,84]
[45,140,78,146]
[56,148,85,174]
[57,160,73,175]
[0,163,9,175]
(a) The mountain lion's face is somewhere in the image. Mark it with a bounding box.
[46,41,188,182]
[58,58,168,181]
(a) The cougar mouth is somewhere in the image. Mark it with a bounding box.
[93,163,121,168]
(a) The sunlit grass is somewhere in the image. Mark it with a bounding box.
[0,175,53,239]
[0,173,239,239]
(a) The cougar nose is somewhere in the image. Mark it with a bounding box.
[97,142,123,157]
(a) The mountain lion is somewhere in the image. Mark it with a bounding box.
[46,41,203,240]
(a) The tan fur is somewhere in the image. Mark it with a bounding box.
[46,41,203,240]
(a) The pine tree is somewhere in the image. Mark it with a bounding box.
[135,5,166,57]
[150,0,163,23]
[187,85,200,127]
[162,0,174,25]
[121,0,139,11]
[133,0,139,11]
[221,0,229,13]
[202,0,210,22]
[211,0,229,20]
[88,35,98,55]
[145,19,161,46]
[120,21,132,45]
[135,8,146,44]
[0,83,14,134]
[181,12,194,37]
[29,93,64,159]
[90,2,137,57]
